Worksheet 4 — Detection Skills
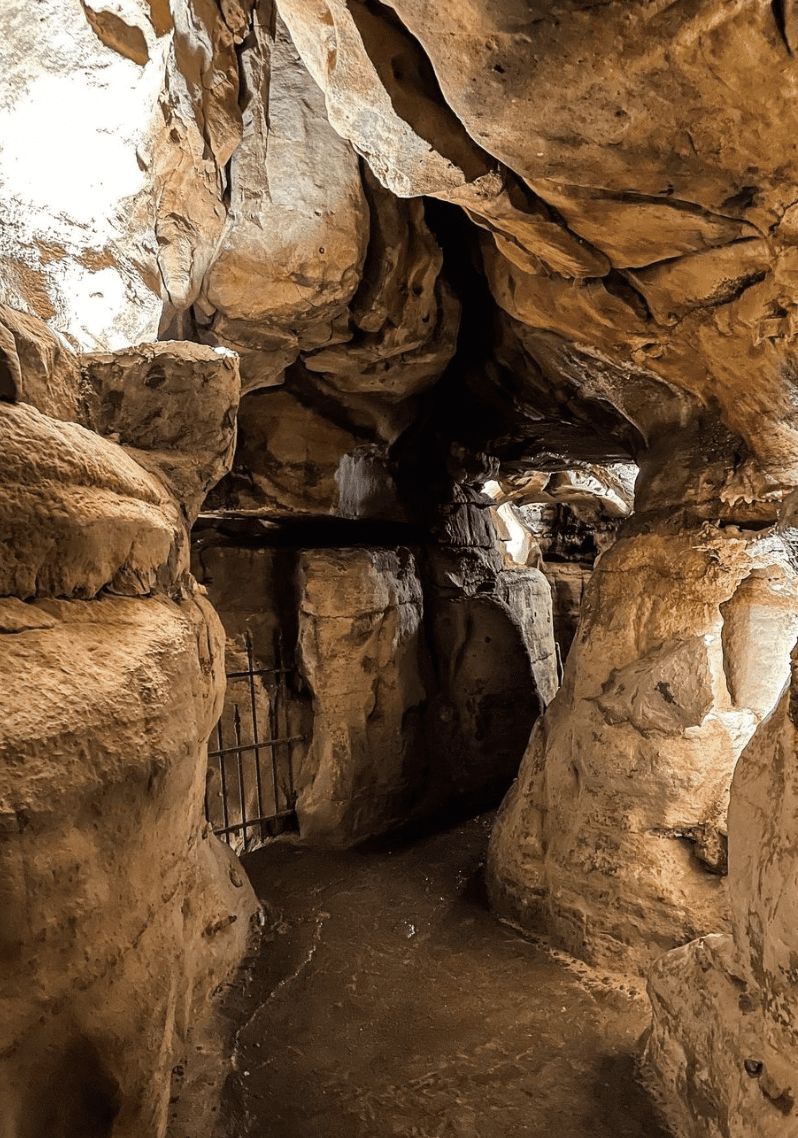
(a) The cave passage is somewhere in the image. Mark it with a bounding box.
[214,815,671,1138]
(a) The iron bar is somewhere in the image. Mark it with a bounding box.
[226,668,293,679]
[217,717,230,833]
[246,631,266,843]
[205,635,301,846]
[208,736,304,759]
[213,809,296,837]
[233,704,248,846]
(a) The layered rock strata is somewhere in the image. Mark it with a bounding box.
[0,311,257,1138]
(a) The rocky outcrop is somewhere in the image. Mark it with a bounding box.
[644,640,798,1138]
[0,309,257,1138]
[489,528,798,969]
[193,6,369,391]
[12,3,798,1132]
[0,592,257,1138]
[487,423,798,970]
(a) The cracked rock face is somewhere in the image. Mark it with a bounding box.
[0,309,256,1138]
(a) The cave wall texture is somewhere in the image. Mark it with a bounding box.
[5,1,798,1135]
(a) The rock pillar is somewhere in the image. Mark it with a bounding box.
[487,422,798,971]
[0,310,258,1138]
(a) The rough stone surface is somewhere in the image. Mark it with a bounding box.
[195,7,368,391]
[644,643,798,1138]
[0,306,254,1138]
[11,2,798,1133]
[487,526,798,972]
[81,339,240,518]
[0,592,259,1138]
[0,400,186,600]
[0,0,171,348]
[295,546,430,846]
[0,329,240,599]
[0,304,83,422]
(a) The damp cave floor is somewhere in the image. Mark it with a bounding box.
[217,814,672,1138]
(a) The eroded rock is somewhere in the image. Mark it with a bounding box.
[645,640,798,1137]
[295,546,430,845]
[487,525,798,971]
[0,305,254,1138]
[0,592,259,1138]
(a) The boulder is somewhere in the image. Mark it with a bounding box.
[0,592,259,1138]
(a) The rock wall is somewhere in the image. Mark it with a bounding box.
[10,2,798,1132]
[192,517,560,849]
[644,638,798,1138]
[487,521,798,971]
[296,546,430,844]
[0,311,258,1138]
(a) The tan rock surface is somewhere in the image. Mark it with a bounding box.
[0,591,259,1138]
[645,640,798,1137]
[0,401,186,599]
[81,339,240,518]
[0,305,252,1137]
[196,6,368,391]
[0,319,241,598]
[295,547,430,845]
[0,0,243,351]
[487,526,798,971]
[302,167,460,402]
[0,0,168,348]
[0,304,83,422]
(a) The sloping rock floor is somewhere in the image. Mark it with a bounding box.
[216,815,672,1138]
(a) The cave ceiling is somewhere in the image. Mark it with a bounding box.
[3,0,798,517]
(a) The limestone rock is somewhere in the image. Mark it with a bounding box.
[645,642,798,1137]
[425,567,558,810]
[302,167,460,402]
[487,527,798,971]
[275,0,612,281]
[196,6,369,391]
[0,304,83,422]
[383,0,798,225]
[208,383,406,520]
[81,340,240,518]
[543,561,591,664]
[0,0,245,352]
[0,591,259,1138]
[295,547,430,845]
[0,0,167,348]
[0,401,186,599]
[0,314,241,598]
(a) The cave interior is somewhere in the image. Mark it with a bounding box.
[3,1,798,1136]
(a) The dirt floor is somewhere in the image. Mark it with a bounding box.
[216,814,672,1138]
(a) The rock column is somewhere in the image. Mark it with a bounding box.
[487,422,798,971]
[0,311,258,1138]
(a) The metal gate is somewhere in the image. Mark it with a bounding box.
[205,633,301,851]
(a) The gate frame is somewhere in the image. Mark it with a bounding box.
[205,631,301,849]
